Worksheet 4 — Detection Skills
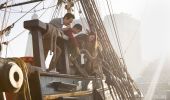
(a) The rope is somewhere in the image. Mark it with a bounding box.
[0,1,42,36]
[107,0,142,98]
[0,4,57,13]
[3,0,14,57]
[44,24,59,60]
[2,0,55,45]
[13,2,42,24]
[105,0,125,65]
[51,0,62,20]
[75,2,89,28]
[1,1,55,57]
[123,29,139,55]
[43,24,63,71]
[39,0,57,19]
[4,0,13,31]
[80,0,142,99]
[80,49,97,60]
[9,58,32,100]
[0,0,8,42]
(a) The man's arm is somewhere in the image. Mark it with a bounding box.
[66,30,79,47]
[49,18,63,28]
[64,29,80,54]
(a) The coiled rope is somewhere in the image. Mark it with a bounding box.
[9,58,32,100]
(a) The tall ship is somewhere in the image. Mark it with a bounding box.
[0,0,142,100]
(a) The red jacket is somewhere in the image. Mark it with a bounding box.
[64,28,79,48]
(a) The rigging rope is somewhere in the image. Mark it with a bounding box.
[105,0,126,65]
[1,0,56,46]
[80,0,141,99]
[1,1,56,57]
[2,30,27,45]
[0,1,41,57]
[0,1,42,36]
[75,2,88,29]
[123,29,138,55]
[13,2,42,25]
[4,0,14,57]
[0,0,8,41]
[106,0,141,96]
[0,0,56,57]
[0,4,57,13]
[96,0,119,51]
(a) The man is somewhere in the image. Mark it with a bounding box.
[64,24,83,75]
[50,13,75,28]
[64,24,82,57]
[81,32,101,90]
[43,13,75,72]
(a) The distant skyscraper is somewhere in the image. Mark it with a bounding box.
[103,13,142,79]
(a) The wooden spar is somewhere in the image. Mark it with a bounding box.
[43,88,108,99]
[24,19,46,69]
[0,0,44,10]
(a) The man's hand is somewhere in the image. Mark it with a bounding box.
[62,27,70,31]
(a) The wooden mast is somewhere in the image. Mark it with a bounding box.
[66,0,73,13]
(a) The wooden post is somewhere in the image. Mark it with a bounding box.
[0,92,6,100]
[66,0,73,13]
[64,43,70,74]
[24,19,47,70]
[29,71,42,100]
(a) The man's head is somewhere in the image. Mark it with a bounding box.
[88,32,96,42]
[72,24,82,34]
[63,13,75,26]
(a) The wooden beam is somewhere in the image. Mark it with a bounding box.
[24,19,47,32]
[0,92,5,100]
[24,19,47,69]
[29,71,43,100]
[43,88,108,100]
[0,0,44,10]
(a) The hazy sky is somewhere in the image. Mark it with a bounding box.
[103,0,170,61]
[1,0,170,62]
[140,0,170,61]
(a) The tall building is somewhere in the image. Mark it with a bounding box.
[103,13,142,79]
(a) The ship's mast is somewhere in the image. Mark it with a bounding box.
[65,0,74,13]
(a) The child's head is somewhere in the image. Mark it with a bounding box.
[72,24,82,34]
[88,32,96,42]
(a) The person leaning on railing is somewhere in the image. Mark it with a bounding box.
[43,13,75,72]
